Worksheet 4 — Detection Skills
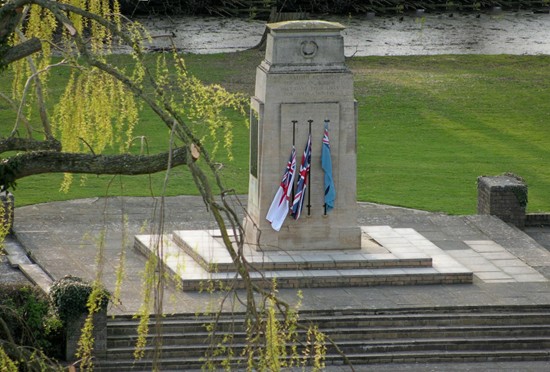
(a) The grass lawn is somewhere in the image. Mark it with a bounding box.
[1,51,549,215]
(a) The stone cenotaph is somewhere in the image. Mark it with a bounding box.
[135,20,473,290]
[244,20,361,251]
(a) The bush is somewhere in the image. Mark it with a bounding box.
[0,283,63,361]
[49,276,109,324]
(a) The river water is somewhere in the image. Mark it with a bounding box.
[132,10,550,56]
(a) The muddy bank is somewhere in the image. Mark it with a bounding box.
[131,10,550,56]
[339,11,550,56]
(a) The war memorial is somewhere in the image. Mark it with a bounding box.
[131,20,474,290]
[7,20,550,371]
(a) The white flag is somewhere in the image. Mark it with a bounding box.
[266,147,296,231]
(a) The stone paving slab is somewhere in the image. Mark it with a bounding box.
[8,196,550,316]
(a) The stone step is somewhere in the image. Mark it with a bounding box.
[135,233,472,291]
[135,225,476,290]
[99,307,550,370]
[302,312,550,328]
[340,349,550,364]
[340,337,550,354]
[144,231,434,272]
[94,348,550,372]
[94,355,242,371]
[107,324,550,348]
[107,311,550,336]
[104,337,550,361]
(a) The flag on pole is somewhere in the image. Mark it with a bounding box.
[266,147,296,231]
[292,134,312,220]
[322,121,336,212]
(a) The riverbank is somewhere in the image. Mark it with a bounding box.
[129,10,550,56]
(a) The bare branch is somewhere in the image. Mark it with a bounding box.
[0,137,61,153]
[0,147,193,181]
[13,58,67,139]
[0,92,33,134]
[14,24,54,139]
[0,37,41,65]
[0,3,23,40]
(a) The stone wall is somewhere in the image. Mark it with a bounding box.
[477,175,527,228]
[525,213,550,227]
[65,308,107,362]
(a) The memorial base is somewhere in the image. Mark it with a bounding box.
[243,215,362,251]
[135,226,472,291]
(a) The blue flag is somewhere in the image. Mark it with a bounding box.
[322,121,336,212]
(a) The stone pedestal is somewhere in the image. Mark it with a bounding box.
[478,175,527,228]
[244,20,361,251]
[65,308,107,361]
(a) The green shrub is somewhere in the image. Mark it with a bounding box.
[0,283,63,361]
[49,276,109,324]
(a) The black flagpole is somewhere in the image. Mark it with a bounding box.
[292,120,297,146]
[291,120,297,208]
[324,119,329,216]
[307,119,312,216]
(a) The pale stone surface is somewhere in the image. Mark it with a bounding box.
[18,263,52,293]
[136,226,473,291]
[246,20,361,251]
[263,20,347,73]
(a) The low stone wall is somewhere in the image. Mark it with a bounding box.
[477,175,527,228]
[66,308,107,362]
[525,213,550,227]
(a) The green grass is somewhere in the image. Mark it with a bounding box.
[1,52,550,214]
[351,55,550,214]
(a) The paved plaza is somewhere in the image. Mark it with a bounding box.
[5,195,550,315]
[2,195,550,370]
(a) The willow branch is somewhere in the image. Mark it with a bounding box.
[0,137,61,153]
[12,59,67,139]
[1,147,192,180]
[0,37,41,65]
[0,92,33,134]
[14,22,54,139]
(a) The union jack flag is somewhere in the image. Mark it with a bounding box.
[292,134,312,220]
[266,146,296,231]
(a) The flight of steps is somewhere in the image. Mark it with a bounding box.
[94,306,550,371]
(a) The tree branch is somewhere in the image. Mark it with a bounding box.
[1,37,41,65]
[14,24,54,139]
[0,4,23,40]
[0,146,195,181]
[0,137,61,153]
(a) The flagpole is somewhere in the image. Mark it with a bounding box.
[307,119,313,216]
[292,120,297,207]
[324,119,329,216]
[292,120,297,146]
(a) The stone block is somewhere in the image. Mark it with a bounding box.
[263,20,347,73]
[65,307,107,361]
[477,175,527,228]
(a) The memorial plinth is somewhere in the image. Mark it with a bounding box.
[244,20,361,251]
